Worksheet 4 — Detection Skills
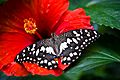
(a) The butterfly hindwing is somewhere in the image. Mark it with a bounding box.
[15,39,58,69]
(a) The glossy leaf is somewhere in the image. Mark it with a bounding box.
[64,48,120,80]
[84,0,120,30]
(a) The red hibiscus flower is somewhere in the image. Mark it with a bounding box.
[0,0,93,76]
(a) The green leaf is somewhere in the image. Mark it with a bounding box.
[69,0,90,10]
[64,47,120,80]
[0,0,6,4]
[84,0,120,30]
[98,25,120,39]
[0,73,70,80]
[69,0,113,10]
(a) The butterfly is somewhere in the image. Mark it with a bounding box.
[15,29,100,70]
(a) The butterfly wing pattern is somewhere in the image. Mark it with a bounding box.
[58,29,100,65]
[15,39,58,69]
[15,29,100,69]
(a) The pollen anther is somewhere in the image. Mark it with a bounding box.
[24,18,37,34]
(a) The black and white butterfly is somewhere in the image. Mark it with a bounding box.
[15,29,100,69]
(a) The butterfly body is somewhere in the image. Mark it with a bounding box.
[15,29,100,69]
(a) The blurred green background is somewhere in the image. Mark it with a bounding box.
[0,0,120,80]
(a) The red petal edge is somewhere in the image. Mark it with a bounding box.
[23,63,62,76]
[1,62,29,76]
[55,8,94,35]
[32,0,69,36]
[0,33,35,76]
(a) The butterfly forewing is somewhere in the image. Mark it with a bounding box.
[57,29,100,65]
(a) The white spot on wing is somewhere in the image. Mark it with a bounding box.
[40,46,45,52]
[27,57,29,59]
[92,37,94,39]
[59,42,68,55]
[85,39,88,42]
[37,58,41,60]
[48,62,52,66]
[80,45,83,48]
[50,67,52,69]
[67,38,72,44]
[54,65,57,68]
[77,38,80,40]
[81,36,83,39]
[40,61,43,64]
[30,58,32,60]
[51,60,56,64]
[33,51,35,55]
[23,58,25,60]
[69,53,73,57]
[31,44,36,51]
[22,53,25,57]
[27,47,30,51]
[73,31,80,36]
[83,42,86,44]
[89,38,91,41]
[67,57,71,61]
[63,57,67,61]
[75,46,79,50]
[23,49,25,52]
[72,38,78,44]
[36,49,39,56]
[46,47,56,55]
[80,29,83,34]
[16,55,19,59]
[85,30,88,33]
[87,33,90,37]
[93,31,97,35]
[73,52,77,56]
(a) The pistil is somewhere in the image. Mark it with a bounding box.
[24,18,42,39]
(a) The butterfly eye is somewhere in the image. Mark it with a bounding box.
[53,56,56,58]
[61,53,64,56]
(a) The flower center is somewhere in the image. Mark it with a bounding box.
[24,18,37,34]
[24,18,42,39]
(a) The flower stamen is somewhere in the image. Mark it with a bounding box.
[24,18,42,39]
[24,18,37,34]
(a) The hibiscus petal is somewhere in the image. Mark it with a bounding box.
[0,0,36,30]
[55,8,94,35]
[23,63,63,76]
[0,32,35,76]
[57,59,69,70]
[0,0,38,76]
[32,0,69,37]
[1,62,29,76]
[0,0,69,37]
